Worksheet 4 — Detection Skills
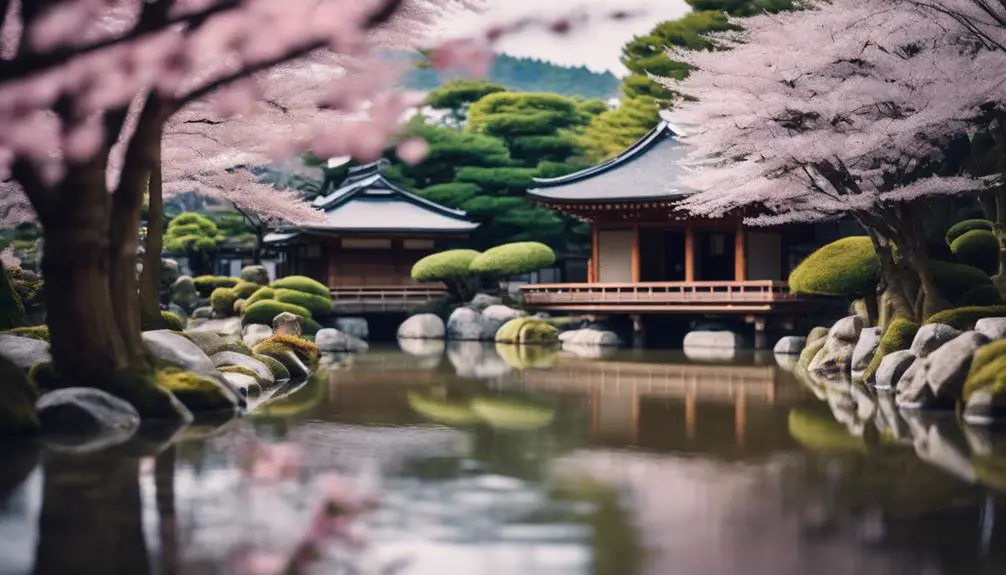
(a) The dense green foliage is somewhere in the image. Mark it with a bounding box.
[931,261,997,305]
[270,275,331,298]
[950,230,1000,275]
[210,287,240,316]
[241,300,312,326]
[193,275,239,297]
[426,79,508,125]
[864,317,919,382]
[0,265,25,330]
[945,219,994,244]
[404,53,620,99]
[164,212,222,254]
[232,280,263,299]
[788,237,881,297]
[273,288,334,317]
[470,242,557,276]
[925,305,1006,330]
[412,250,482,282]
[959,285,1004,306]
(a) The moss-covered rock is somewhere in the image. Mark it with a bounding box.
[270,275,330,298]
[252,335,320,377]
[925,305,1006,330]
[0,356,39,436]
[253,353,291,382]
[232,280,263,299]
[273,288,333,317]
[946,218,994,245]
[964,339,1006,401]
[193,275,239,297]
[155,368,239,413]
[161,311,184,331]
[210,287,239,316]
[0,265,25,330]
[245,287,275,306]
[469,242,556,277]
[2,325,49,342]
[219,365,267,385]
[411,249,481,282]
[495,317,559,345]
[788,236,880,297]
[180,331,253,357]
[950,230,1000,276]
[240,265,270,285]
[864,317,919,382]
[241,299,312,327]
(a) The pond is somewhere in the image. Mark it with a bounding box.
[2,342,1006,575]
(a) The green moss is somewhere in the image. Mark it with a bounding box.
[269,275,330,298]
[798,336,828,373]
[245,287,275,306]
[2,325,49,342]
[273,288,333,317]
[156,368,236,413]
[0,356,39,437]
[103,368,191,421]
[925,305,1006,330]
[496,343,559,370]
[264,334,320,372]
[407,392,479,426]
[930,260,997,306]
[193,275,239,297]
[411,249,482,282]
[963,340,1006,400]
[218,365,269,386]
[469,242,556,277]
[470,396,555,430]
[0,265,25,330]
[210,287,239,316]
[950,230,1000,275]
[788,408,865,453]
[253,353,291,381]
[495,317,558,345]
[946,219,994,244]
[252,342,308,377]
[959,285,1004,306]
[241,299,312,326]
[232,280,263,299]
[181,331,253,357]
[161,311,184,331]
[864,317,920,382]
[788,237,880,297]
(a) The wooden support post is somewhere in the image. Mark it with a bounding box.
[631,224,641,282]
[591,225,600,284]
[735,222,747,282]
[685,226,696,282]
[685,393,696,440]
[754,316,767,350]
[735,391,747,450]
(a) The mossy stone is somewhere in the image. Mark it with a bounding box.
[925,305,1006,330]
[964,340,1006,401]
[864,317,920,382]
[496,317,558,345]
[253,353,291,382]
[210,287,239,316]
[245,287,275,306]
[2,325,49,342]
[156,368,238,413]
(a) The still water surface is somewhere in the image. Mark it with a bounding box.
[2,342,1006,575]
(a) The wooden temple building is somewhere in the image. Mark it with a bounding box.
[264,160,479,312]
[523,112,816,344]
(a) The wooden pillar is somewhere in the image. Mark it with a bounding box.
[685,393,696,440]
[630,224,641,282]
[735,391,747,450]
[591,224,600,284]
[735,222,747,282]
[684,225,696,282]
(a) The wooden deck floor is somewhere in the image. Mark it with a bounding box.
[520,280,805,314]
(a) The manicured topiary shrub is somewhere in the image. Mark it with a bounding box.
[253,353,291,382]
[273,288,333,317]
[0,265,25,330]
[495,317,559,345]
[931,260,997,305]
[950,230,1000,275]
[156,367,237,412]
[246,287,275,306]
[925,305,1006,330]
[270,275,331,298]
[946,219,994,245]
[232,280,264,299]
[2,325,49,342]
[210,287,239,316]
[469,242,556,277]
[193,275,239,297]
[863,317,920,382]
[959,285,1004,306]
[412,249,482,282]
[964,339,1006,401]
[788,236,880,297]
[0,356,39,436]
[241,300,312,326]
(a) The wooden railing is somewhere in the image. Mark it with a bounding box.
[329,285,445,312]
[519,280,801,311]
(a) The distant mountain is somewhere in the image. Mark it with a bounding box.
[401,53,621,99]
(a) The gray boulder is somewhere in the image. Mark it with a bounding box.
[446,307,503,341]
[272,312,303,337]
[482,305,524,323]
[220,371,261,397]
[211,351,275,385]
[187,316,242,337]
[168,303,188,324]
[446,341,513,379]
[141,330,216,374]
[895,362,934,409]
[925,331,988,401]
[334,317,369,340]
[315,328,369,353]
[830,315,865,343]
[910,323,962,358]
[874,350,915,391]
[683,330,742,349]
[470,293,503,310]
[239,264,270,286]
[963,388,1006,425]
[191,306,213,319]
[773,336,806,355]
[398,313,446,339]
[36,388,140,453]
[566,329,621,346]
[242,324,273,348]
[851,327,882,376]
[0,335,51,370]
[975,317,1006,341]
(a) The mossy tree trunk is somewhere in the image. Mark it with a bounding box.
[140,146,166,325]
[0,262,25,329]
[864,224,914,326]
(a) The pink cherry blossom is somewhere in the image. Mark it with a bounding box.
[396,137,430,165]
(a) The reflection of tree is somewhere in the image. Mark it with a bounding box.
[33,450,150,575]
[156,447,179,575]
[0,441,38,498]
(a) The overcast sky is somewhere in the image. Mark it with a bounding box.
[439,0,692,76]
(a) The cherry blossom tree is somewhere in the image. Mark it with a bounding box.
[662,0,1006,321]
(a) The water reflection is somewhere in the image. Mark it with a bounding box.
[2,342,1006,574]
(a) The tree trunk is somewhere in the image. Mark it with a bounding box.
[140,148,165,323]
[108,180,147,364]
[864,225,914,325]
[995,186,1006,279]
[864,293,879,327]
[155,447,179,575]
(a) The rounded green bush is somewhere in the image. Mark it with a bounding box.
[273,288,333,317]
[788,237,880,297]
[931,260,997,305]
[193,275,239,297]
[959,285,1004,306]
[232,280,264,299]
[925,305,1006,330]
[246,287,275,306]
[950,230,1000,275]
[863,317,919,383]
[412,249,482,281]
[210,287,239,316]
[241,300,312,326]
[170,212,219,235]
[469,242,556,276]
[946,219,994,245]
[270,275,330,298]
